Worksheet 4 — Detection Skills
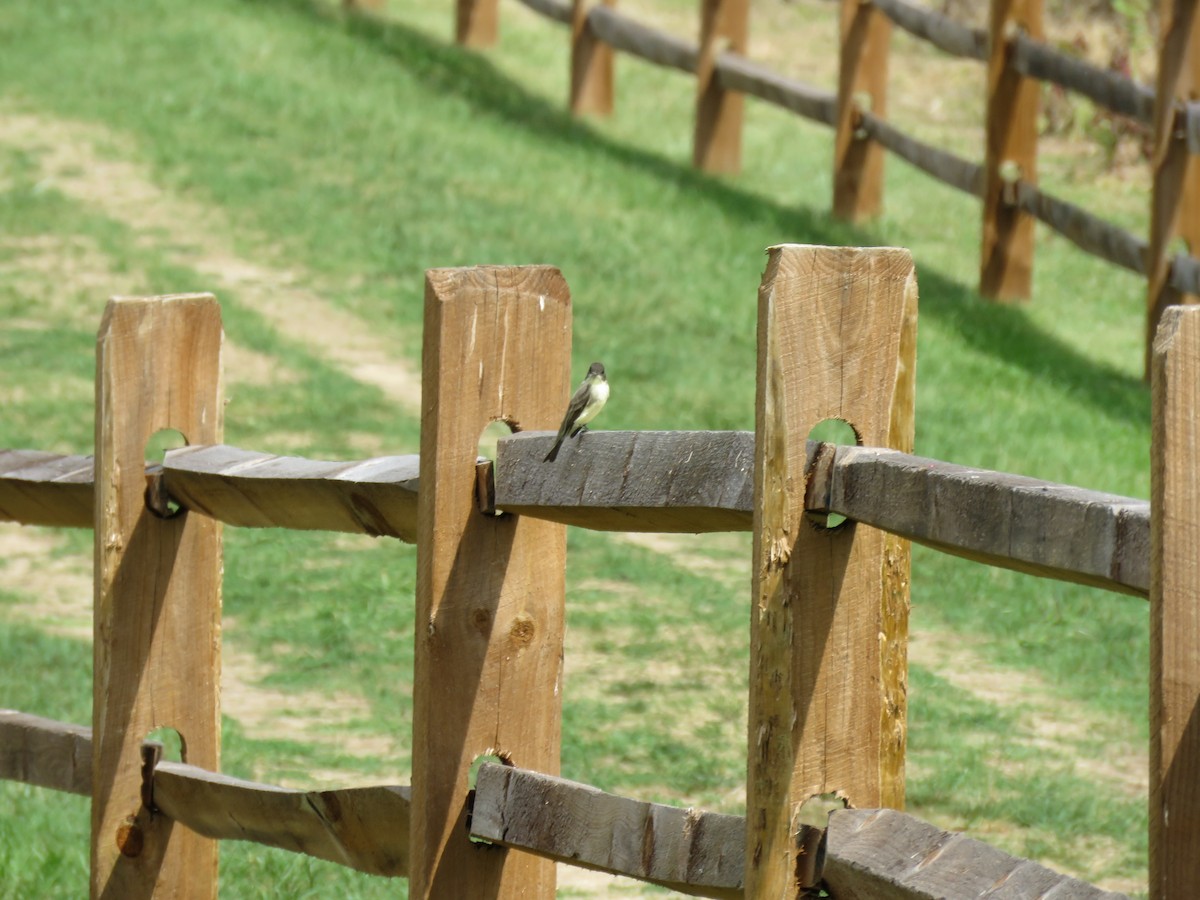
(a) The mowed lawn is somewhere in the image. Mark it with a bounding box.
[0,0,1154,896]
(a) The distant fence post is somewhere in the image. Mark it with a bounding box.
[571,0,615,115]
[833,0,891,220]
[91,295,224,899]
[456,0,498,47]
[1146,0,1200,379]
[746,245,916,897]
[411,266,570,899]
[1149,305,1200,900]
[980,0,1043,300]
[693,0,749,173]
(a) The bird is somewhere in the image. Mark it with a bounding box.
[544,362,608,462]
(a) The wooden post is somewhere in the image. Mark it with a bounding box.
[1149,304,1200,900]
[980,0,1043,300]
[91,295,224,899]
[693,0,749,173]
[833,0,891,220]
[411,266,570,899]
[746,245,916,897]
[456,0,498,47]
[570,0,615,115]
[1146,0,1200,379]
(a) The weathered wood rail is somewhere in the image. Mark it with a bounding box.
[3,247,1194,897]
[342,0,1200,375]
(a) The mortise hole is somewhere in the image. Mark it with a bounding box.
[476,420,515,518]
[144,427,188,518]
[144,726,184,763]
[466,750,513,846]
[806,418,860,531]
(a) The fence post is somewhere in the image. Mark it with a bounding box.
[456,0,498,47]
[746,245,916,897]
[693,0,748,173]
[571,0,615,115]
[1146,0,1200,379]
[980,0,1043,300]
[91,295,224,899]
[411,266,570,899]
[1149,305,1200,900]
[833,0,891,220]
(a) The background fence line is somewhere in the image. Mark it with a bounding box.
[2,246,1197,897]
[408,0,1200,377]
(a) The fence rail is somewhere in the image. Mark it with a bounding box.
[3,247,1196,897]
[428,0,1200,376]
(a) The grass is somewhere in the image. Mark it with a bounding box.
[0,0,1156,895]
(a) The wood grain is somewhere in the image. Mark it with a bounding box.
[0,709,93,796]
[746,245,916,897]
[91,294,224,899]
[823,808,1130,899]
[1149,304,1200,900]
[0,450,94,528]
[470,763,743,898]
[411,266,570,899]
[152,762,411,878]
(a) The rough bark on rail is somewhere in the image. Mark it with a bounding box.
[871,0,987,61]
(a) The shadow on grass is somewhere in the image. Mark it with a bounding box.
[257,0,1148,427]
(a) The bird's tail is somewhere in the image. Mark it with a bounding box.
[544,438,563,462]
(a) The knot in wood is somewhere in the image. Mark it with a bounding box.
[116,821,144,858]
[509,613,536,646]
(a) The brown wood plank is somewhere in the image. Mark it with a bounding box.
[1149,305,1200,900]
[746,245,916,897]
[0,450,94,528]
[494,430,753,531]
[713,53,836,125]
[858,110,983,198]
[411,266,570,899]
[91,294,224,899]
[693,0,749,173]
[161,444,420,540]
[0,710,93,796]
[981,0,1043,301]
[151,762,411,878]
[834,0,892,220]
[588,5,699,71]
[455,0,497,46]
[469,763,743,898]
[871,0,986,61]
[823,808,1130,899]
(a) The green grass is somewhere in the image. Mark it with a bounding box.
[0,0,1156,895]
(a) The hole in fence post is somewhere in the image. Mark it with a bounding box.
[476,420,514,517]
[144,427,188,518]
[141,726,184,814]
[805,418,859,530]
[466,750,512,846]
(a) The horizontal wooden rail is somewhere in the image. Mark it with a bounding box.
[513,0,570,26]
[589,4,698,73]
[470,763,743,898]
[1011,30,1156,126]
[871,0,987,62]
[152,762,411,878]
[469,764,1127,899]
[822,808,1129,899]
[2,433,1151,596]
[859,109,983,197]
[0,450,94,528]
[1014,181,1149,275]
[0,710,412,878]
[714,53,837,126]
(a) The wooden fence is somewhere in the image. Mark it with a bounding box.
[381,0,1200,377]
[2,245,1197,897]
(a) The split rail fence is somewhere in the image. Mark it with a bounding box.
[2,245,1198,898]
[358,0,1200,376]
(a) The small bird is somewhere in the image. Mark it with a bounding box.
[544,362,608,462]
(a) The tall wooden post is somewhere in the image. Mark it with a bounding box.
[1146,0,1200,379]
[693,0,748,173]
[746,245,916,897]
[1149,305,1200,900]
[980,0,1043,300]
[456,0,498,47]
[833,0,891,220]
[570,0,615,115]
[92,295,224,899]
[411,266,570,899]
